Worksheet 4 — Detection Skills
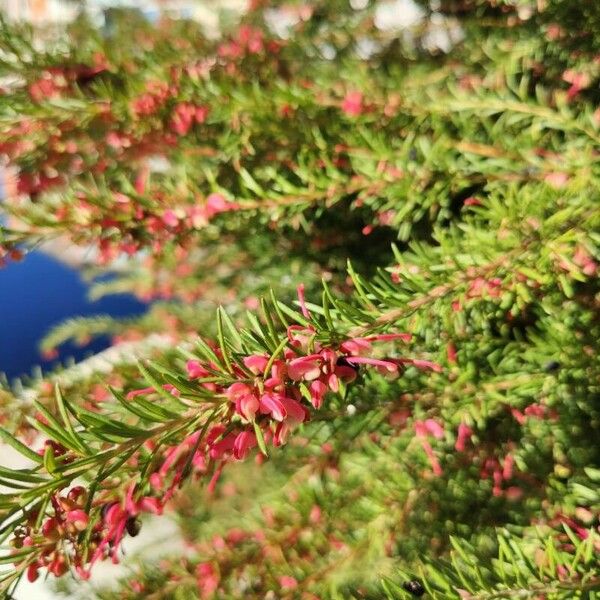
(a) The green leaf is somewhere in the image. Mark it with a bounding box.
[194,337,226,371]
[54,386,91,455]
[269,288,289,328]
[218,306,245,351]
[0,548,35,565]
[0,429,43,464]
[111,386,166,423]
[263,336,289,378]
[43,444,58,475]
[0,467,45,484]
[276,300,311,327]
[136,362,189,417]
[252,420,268,458]
[216,307,234,374]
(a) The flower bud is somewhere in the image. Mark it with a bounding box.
[66,510,89,532]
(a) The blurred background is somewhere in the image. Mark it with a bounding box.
[0,0,247,27]
[0,0,425,382]
[0,0,250,382]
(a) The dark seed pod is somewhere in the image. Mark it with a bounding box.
[544,360,560,372]
[402,579,425,597]
[126,516,142,537]
[336,356,359,373]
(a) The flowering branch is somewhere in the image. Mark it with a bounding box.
[0,278,439,593]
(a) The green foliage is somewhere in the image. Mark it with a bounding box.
[383,530,600,599]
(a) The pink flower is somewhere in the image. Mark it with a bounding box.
[523,403,547,419]
[29,75,62,102]
[420,439,443,476]
[341,91,364,117]
[279,575,298,590]
[226,382,252,400]
[207,463,225,494]
[493,470,503,497]
[149,473,164,491]
[195,106,209,124]
[170,102,197,136]
[309,380,328,409]
[466,277,502,299]
[138,496,162,514]
[273,421,293,446]
[197,562,220,599]
[309,505,322,524]
[259,393,287,421]
[415,419,444,439]
[187,360,208,378]
[573,245,597,276]
[162,209,179,227]
[131,94,158,116]
[124,483,163,516]
[287,355,322,381]
[265,359,286,388]
[544,171,569,189]
[340,337,372,355]
[345,356,398,373]
[238,393,260,421]
[206,193,234,217]
[187,360,217,391]
[286,325,316,351]
[27,563,40,582]
[186,205,207,228]
[113,192,131,204]
[233,431,257,460]
[237,25,264,54]
[93,503,130,565]
[209,432,237,459]
[502,454,514,480]
[505,486,523,501]
[297,283,311,318]
[126,386,155,400]
[563,70,590,101]
[279,395,309,424]
[65,510,89,531]
[243,354,269,374]
[454,422,472,452]
[400,358,443,373]
[510,407,526,425]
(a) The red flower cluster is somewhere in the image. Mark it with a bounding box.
[28,54,108,103]
[15,286,436,583]
[170,103,209,136]
[136,322,415,507]
[130,80,174,117]
[13,479,165,582]
[188,326,413,450]
[12,486,90,582]
[218,25,267,60]
[480,453,523,499]
[69,189,239,264]
[88,483,162,570]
